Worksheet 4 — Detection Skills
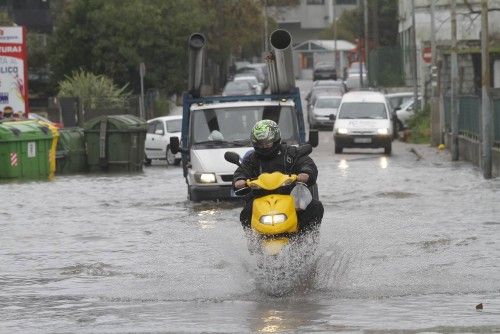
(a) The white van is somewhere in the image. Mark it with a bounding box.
[333,90,393,155]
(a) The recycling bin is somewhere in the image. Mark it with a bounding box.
[56,127,87,174]
[83,115,147,172]
[0,120,54,180]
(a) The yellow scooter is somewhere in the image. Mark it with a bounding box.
[225,152,312,256]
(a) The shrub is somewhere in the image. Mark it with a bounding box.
[407,103,431,144]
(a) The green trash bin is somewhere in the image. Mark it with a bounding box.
[83,115,147,172]
[56,127,87,174]
[0,120,54,180]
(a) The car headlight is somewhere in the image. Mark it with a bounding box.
[377,128,389,135]
[194,173,217,183]
[259,214,287,225]
[337,128,349,134]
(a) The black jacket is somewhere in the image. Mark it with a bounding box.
[233,144,318,187]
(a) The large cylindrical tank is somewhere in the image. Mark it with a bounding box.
[267,29,295,94]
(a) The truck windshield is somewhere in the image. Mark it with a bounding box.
[338,102,388,119]
[191,105,298,146]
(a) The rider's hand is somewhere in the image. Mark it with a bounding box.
[297,173,309,183]
[234,179,247,189]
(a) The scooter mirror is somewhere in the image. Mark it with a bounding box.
[224,151,241,166]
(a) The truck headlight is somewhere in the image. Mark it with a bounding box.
[377,128,389,135]
[195,173,217,183]
[337,128,349,134]
[259,214,287,225]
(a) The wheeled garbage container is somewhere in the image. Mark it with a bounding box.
[56,127,87,174]
[83,115,147,172]
[0,120,54,180]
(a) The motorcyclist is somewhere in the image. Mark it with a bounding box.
[233,119,324,232]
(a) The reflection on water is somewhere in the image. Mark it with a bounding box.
[1,141,500,332]
[379,156,388,169]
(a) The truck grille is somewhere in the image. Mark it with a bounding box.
[220,174,234,182]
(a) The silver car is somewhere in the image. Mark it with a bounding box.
[308,94,342,130]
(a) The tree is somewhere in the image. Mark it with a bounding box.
[49,0,207,95]
[319,0,398,47]
[58,69,130,111]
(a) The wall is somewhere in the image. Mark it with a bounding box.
[445,133,500,178]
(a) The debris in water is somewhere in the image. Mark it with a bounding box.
[476,303,483,310]
[409,147,423,161]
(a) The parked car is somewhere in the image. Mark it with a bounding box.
[144,115,182,166]
[234,75,263,94]
[313,62,337,81]
[333,90,394,155]
[243,63,269,90]
[235,67,267,90]
[308,94,342,130]
[222,80,255,96]
[396,96,423,129]
[345,73,367,91]
[385,92,414,111]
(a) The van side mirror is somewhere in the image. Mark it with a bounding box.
[308,130,319,148]
[329,114,336,121]
[170,136,180,154]
[224,151,241,166]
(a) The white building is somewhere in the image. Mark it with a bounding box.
[268,0,359,44]
[398,0,500,96]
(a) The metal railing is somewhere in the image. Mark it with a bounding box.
[444,95,500,145]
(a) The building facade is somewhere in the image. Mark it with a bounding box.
[268,0,359,44]
[398,0,500,97]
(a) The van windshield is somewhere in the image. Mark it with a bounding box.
[191,105,298,146]
[338,102,388,119]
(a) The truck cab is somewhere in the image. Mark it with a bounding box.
[171,30,317,201]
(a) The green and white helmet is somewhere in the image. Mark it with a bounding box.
[251,119,281,148]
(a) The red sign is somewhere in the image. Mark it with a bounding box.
[422,46,432,63]
[0,26,29,117]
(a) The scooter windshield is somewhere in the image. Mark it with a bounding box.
[290,183,312,210]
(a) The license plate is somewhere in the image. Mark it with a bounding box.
[354,137,372,143]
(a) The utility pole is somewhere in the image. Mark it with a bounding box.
[450,0,459,161]
[139,62,145,119]
[481,0,492,178]
[363,0,369,87]
[333,0,339,77]
[263,0,269,52]
[411,0,419,110]
[358,1,364,88]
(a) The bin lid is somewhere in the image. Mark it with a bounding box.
[83,115,147,132]
[57,127,85,152]
[0,120,54,142]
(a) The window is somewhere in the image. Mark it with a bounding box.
[165,119,182,133]
[338,102,388,119]
[336,0,357,4]
[154,121,164,134]
[147,122,156,134]
[307,0,324,4]
[191,106,298,145]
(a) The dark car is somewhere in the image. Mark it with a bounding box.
[313,63,337,81]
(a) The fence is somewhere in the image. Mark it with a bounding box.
[443,95,500,145]
[367,46,405,87]
[49,90,176,126]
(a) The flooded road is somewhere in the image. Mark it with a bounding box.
[2,83,500,332]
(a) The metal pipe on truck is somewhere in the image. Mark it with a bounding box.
[188,33,206,98]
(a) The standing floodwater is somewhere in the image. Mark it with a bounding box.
[1,82,500,333]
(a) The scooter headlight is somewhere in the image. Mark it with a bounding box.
[259,214,287,225]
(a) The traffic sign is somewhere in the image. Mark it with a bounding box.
[422,47,432,63]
